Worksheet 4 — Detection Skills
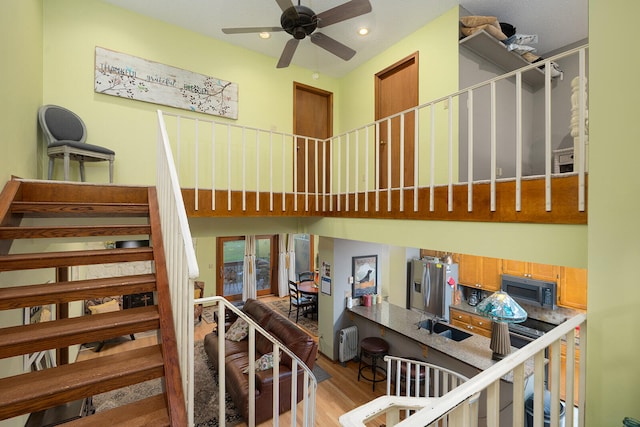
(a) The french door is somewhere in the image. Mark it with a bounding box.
[216,235,278,301]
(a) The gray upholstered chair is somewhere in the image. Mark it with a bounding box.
[37,104,115,183]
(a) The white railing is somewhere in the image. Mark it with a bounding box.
[199,296,317,427]
[340,356,481,426]
[340,313,587,427]
[156,110,201,425]
[160,45,588,217]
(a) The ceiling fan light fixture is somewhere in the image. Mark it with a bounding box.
[259,32,271,39]
[357,27,369,36]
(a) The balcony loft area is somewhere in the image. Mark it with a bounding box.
[163,45,588,225]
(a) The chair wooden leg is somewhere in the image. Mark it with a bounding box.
[48,158,54,180]
[79,161,86,182]
[109,159,114,183]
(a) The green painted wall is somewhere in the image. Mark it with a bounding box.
[587,0,640,423]
[0,2,42,425]
[41,0,340,185]
[305,217,586,269]
[0,0,42,183]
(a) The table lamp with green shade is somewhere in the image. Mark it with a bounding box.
[476,290,527,361]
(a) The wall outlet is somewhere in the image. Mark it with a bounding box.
[496,167,503,177]
[348,276,354,284]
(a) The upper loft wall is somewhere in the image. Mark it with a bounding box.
[42,0,340,186]
[0,0,43,182]
[306,217,587,269]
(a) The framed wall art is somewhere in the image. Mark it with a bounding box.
[94,46,238,119]
[352,255,377,297]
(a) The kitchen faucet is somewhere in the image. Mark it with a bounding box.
[430,316,442,334]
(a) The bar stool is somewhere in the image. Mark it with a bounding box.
[357,337,389,391]
[397,357,427,396]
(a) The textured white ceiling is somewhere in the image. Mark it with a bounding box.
[99,0,588,77]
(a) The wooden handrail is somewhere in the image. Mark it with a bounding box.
[147,187,188,426]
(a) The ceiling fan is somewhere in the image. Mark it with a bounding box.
[222,0,372,68]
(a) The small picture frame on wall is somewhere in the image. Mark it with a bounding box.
[352,255,377,297]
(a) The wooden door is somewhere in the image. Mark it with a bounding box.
[216,235,279,301]
[294,82,332,194]
[375,53,419,189]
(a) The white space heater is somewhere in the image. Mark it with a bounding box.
[339,325,358,363]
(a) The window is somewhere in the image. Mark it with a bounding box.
[293,234,314,277]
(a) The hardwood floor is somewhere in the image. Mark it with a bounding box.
[76,296,387,426]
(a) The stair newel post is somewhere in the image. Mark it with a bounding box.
[56,266,69,365]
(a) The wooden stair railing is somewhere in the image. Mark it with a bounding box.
[0,179,187,426]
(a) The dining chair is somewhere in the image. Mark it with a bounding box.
[288,280,315,323]
[298,271,314,282]
[38,104,116,183]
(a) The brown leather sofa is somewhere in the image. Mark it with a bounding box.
[203,298,318,424]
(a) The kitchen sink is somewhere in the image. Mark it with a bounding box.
[437,327,472,342]
[417,319,472,342]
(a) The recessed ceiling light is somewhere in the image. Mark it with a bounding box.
[259,32,271,39]
[358,27,369,36]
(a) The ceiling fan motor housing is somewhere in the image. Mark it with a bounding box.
[281,5,317,39]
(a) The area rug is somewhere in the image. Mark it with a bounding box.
[92,341,242,426]
[266,299,318,337]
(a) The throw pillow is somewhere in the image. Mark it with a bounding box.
[88,299,120,314]
[243,351,280,374]
[225,317,249,342]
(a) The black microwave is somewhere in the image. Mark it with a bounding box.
[501,274,557,309]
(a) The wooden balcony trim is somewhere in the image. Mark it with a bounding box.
[182,174,587,225]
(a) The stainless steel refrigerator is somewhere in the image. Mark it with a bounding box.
[408,257,458,322]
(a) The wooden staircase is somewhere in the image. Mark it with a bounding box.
[0,179,187,426]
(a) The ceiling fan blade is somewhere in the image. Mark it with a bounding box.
[316,0,372,28]
[275,0,295,13]
[222,27,284,35]
[310,33,356,61]
[277,38,300,68]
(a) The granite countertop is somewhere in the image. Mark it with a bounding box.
[450,300,489,317]
[349,301,531,380]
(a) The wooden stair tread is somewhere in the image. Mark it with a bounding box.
[0,306,160,360]
[0,345,165,421]
[17,181,149,204]
[0,274,157,310]
[0,247,154,271]
[10,201,149,217]
[64,394,169,427]
[0,224,151,239]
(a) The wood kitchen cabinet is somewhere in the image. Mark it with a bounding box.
[558,266,587,310]
[450,307,492,338]
[501,259,560,282]
[457,254,501,292]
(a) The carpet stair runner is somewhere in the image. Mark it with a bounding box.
[0,179,186,426]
